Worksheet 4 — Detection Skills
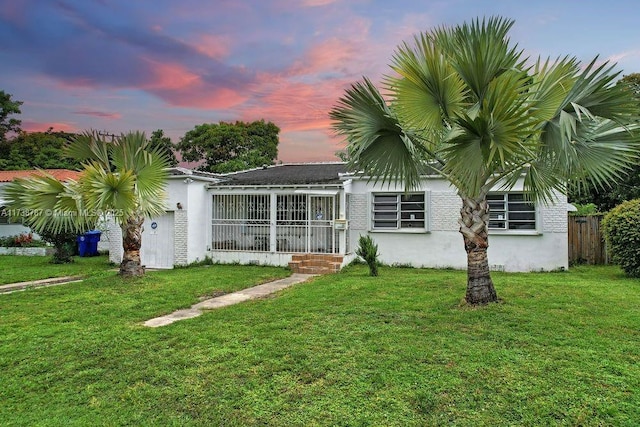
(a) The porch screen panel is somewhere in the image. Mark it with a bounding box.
[309,195,336,254]
[275,194,338,253]
[275,194,308,252]
[211,194,270,251]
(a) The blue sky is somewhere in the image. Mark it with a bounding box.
[1,0,639,162]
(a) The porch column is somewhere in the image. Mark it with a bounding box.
[338,189,347,255]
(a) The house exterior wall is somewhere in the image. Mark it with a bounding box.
[346,177,568,272]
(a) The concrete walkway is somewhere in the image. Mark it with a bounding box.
[143,273,316,328]
[0,276,83,294]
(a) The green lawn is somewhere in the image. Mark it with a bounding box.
[0,264,638,426]
[0,254,114,285]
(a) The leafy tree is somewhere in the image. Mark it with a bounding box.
[4,131,171,275]
[149,129,178,167]
[177,120,279,173]
[569,73,640,211]
[0,129,82,170]
[0,90,22,142]
[330,17,640,305]
[619,73,640,95]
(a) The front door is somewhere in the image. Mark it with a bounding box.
[308,195,335,253]
[141,212,175,268]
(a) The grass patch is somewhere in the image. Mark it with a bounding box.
[0,255,114,285]
[0,264,639,425]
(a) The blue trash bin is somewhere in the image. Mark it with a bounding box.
[85,230,102,256]
[77,234,88,257]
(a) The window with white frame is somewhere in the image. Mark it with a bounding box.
[372,193,425,230]
[487,193,536,230]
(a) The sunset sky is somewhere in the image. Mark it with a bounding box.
[2,0,639,162]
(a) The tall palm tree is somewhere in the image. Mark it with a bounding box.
[4,131,170,276]
[330,17,640,305]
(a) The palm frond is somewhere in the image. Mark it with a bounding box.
[386,32,467,133]
[81,162,137,222]
[528,56,578,122]
[108,131,170,216]
[330,78,429,190]
[66,130,111,168]
[2,173,92,234]
[433,16,527,102]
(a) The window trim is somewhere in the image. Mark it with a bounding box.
[370,191,430,232]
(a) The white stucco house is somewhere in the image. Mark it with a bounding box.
[109,163,568,273]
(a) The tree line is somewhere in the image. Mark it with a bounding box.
[0,90,280,174]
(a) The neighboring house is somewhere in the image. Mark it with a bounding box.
[0,169,82,238]
[108,163,568,272]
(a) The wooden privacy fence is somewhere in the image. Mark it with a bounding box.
[568,215,610,265]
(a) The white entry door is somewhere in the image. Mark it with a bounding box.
[141,212,175,269]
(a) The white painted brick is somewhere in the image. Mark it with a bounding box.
[541,191,568,233]
[174,210,188,265]
[431,191,461,231]
[348,193,368,231]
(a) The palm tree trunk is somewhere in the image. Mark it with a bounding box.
[120,213,145,277]
[459,195,498,305]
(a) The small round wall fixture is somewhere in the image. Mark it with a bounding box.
[151,221,158,230]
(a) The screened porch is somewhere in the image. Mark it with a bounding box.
[211,193,339,254]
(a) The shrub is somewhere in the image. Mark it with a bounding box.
[570,203,598,216]
[602,199,640,277]
[37,229,78,264]
[356,235,380,276]
[0,233,47,248]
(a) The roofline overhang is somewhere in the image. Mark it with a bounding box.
[206,183,344,191]
[167,175,222,183]
[339,172,443,181]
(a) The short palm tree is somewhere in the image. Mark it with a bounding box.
[4,131,170,276]
[3,173,95,263]
[330,17,640,304]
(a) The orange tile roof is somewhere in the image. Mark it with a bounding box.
[0,169,82,182]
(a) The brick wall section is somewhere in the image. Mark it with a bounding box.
[541,191,568,233]
[174,209,188,266]
[431,191,460,231]
[348,193,368,231]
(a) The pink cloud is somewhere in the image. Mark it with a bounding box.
[278,130,344,162]
[140,59,248,109]
[242,74,343,131]
[606,50,640,65]
[289,37,359,76]
[191,34,231,59]
[142,59,201,91]
[300,0,340,6]
[73,109,122,119]
[0,1,27,24]
[22,121,78,133]
[153,84,248,110]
